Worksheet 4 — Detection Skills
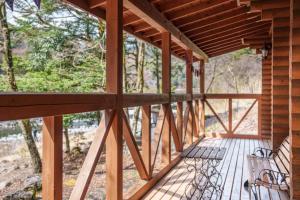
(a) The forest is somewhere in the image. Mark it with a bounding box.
[0,0,262,199]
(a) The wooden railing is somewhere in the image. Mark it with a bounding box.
[0,92,262,199]
[204,93,261,139]
[0,92,205,200]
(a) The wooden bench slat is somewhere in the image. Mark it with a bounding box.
[246,136,290,193]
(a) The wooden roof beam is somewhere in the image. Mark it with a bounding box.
[123,0,208,61]
[251,0,290,10]
[242,37,271,45]
[89,0,106,9]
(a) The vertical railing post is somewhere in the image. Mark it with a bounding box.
[106,0,123,199]
[142,105,151,178]
[199,60,205,137]
[177,102,183,151]
[228,98,233,135]
[186,50,194,144]
[42,116,63,200]
[161,31,171,164]
[194,100,200,138]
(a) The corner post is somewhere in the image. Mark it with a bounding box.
[106,0,123,199]
[289,0,300,199]
[162,31,171,165]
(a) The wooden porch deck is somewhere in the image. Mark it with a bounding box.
[143,138,289,200]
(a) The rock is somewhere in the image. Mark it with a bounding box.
[0,180,12,190]
[3,190,34,200]
[14,165,20,170]
[24,175,42,191]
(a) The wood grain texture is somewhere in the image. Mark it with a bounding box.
[290,0,300,198]
[42,116,63,200]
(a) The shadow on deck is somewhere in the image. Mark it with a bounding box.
[143,137,289,200]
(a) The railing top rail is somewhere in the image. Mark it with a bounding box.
[205,93,261,99]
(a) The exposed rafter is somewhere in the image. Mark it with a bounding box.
[122,0,208,61]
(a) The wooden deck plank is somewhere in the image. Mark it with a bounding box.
[240,139,250,200]
[230,139,246,199]
[143,138,289,200]
[212,138,238,199]
[221,139,241,200]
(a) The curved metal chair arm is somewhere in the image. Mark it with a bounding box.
[252,147,275,158]
[255,169,289,189]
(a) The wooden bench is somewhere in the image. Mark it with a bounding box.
[246,137,290,199]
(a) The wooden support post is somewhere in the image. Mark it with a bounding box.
[42,116,63,200]
[106,0,123,199]
[186,50,194,144]
[289,0,300,199]
[199,60,205,136]
[162,32,171,164]
[177,102,183,151]
[142,105,151,177]
[271,5,290,149]
[186,50,193,96]
[228,98,233,135]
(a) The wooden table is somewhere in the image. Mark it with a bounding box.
[183,146,226,200]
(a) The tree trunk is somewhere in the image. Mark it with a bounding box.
[132,42,145,135]
[64,127,71,153]
[0,2,42,173]
[19,120,42,173]
[155,49,160,93]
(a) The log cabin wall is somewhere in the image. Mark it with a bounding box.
[289,0,300,199]
[261,53,272,139]
[271,10,291,150]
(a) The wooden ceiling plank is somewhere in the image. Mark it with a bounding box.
[203,40,243,52]
[186,12,260,38]
[123,0,208,61]
[198,28,270,48]
[189,15,262,41]
[165,0,234,22]
[195,22,271,45]
[156,0,199,13]
[173,1,239,27]
[208,45,250,57]
[205,43,246,54]
[178,6,249,31]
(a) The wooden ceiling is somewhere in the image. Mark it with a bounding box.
[65,0,272,60]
